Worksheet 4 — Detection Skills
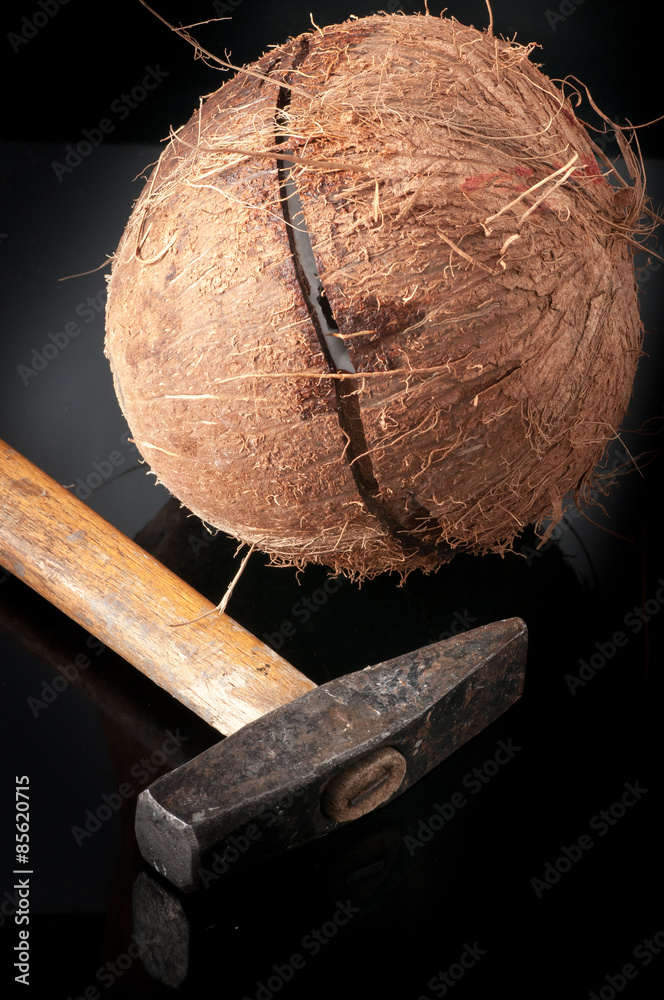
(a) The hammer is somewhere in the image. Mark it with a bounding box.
[0,439,527,891]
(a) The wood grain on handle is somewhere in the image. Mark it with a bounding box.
[0,441,316,734]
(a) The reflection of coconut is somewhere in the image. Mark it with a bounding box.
[106,14,645,580]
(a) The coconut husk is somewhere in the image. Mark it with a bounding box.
[105,13,649,580]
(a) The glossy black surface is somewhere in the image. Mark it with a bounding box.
[1,2,663,998]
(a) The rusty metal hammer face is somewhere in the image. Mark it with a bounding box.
[136,618,527,892]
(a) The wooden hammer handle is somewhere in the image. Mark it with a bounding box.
[0,440,316,734]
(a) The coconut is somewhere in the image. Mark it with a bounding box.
[105,13,646,580]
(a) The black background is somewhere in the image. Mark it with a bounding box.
[1,1,663,998]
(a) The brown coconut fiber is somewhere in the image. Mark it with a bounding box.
[105,12,650,580]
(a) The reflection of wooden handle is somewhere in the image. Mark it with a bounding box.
[0,441,316,735]
[0,581,214,761]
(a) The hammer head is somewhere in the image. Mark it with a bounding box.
[136,618,527,891]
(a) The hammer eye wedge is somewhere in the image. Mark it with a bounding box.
[321,746,408,823]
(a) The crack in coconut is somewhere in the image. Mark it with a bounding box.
[104,14,649,580]
[274,53,452,561]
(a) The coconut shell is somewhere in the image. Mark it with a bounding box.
[105,13,645,579]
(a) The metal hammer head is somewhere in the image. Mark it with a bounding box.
[135,618,527,891]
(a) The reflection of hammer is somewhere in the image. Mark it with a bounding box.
[0,440,527,891]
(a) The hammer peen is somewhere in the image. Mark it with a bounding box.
[0,440,527,891]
